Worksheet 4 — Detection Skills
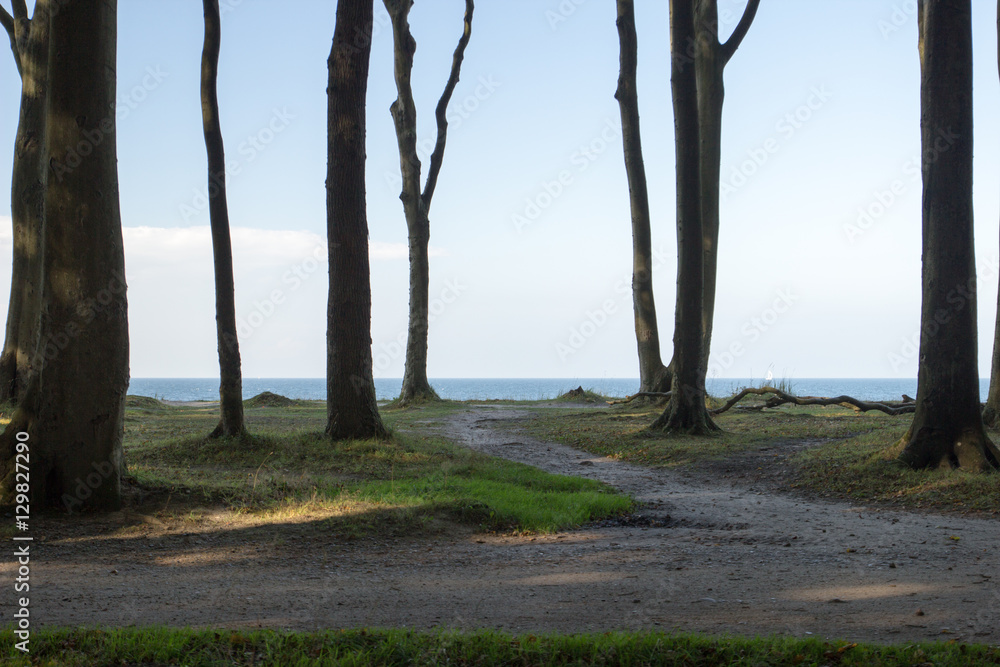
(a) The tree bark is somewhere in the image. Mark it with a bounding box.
[1,0,129,510]
[983,0,1000,427]
[0,2,49,405]
[898,0,999,470]
[385,0,473,405]
[651,0,718,435]
[614,0,672,396]
[710,386,917,416]
[201,0,245,439]
[326,0,387,440]
[695,0,759,366]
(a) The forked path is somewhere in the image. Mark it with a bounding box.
[9,405,1000,644]
[435,405,1000,644]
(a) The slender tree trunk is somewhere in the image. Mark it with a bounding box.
[201,0,245,438]
[0,3,49,405]
[385,0,473,405]
[615,0,672,396]
[326,0,387,440]
[651,0,718,434]
[1,0,129,510]
[695,0,759,368]
[982,0,1000,427]
[898,0,999,470]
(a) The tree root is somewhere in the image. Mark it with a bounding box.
[709,386,917,416]
[606,392,672,406]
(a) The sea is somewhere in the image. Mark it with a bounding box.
[125,377,993,403]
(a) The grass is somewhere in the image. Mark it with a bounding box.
[122,396,632,535]
[517,401,1000,514]
[2,627,997,666]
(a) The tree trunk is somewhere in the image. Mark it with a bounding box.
[201,0,245,439]
[695,0,759,367]
[326,0,387,440]
[0,3,49,405]
[651,0,718,435]
[898,0,999,470]
[1,0,129,511]
[614,0,672,396]
[982,0,1000,427]
[385,0,473,405]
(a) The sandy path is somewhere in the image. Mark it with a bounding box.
[4,405,999,644]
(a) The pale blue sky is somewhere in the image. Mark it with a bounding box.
[1,0,999,380]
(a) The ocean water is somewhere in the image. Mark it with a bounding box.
[126,377,992,403]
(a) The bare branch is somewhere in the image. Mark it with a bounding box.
[0,5,21,77]
[710,386,916,417]
[718,0,760,66]
[421,0,473,211]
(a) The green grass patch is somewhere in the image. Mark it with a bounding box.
[123,400,630,536]
[2,627,997,666]
[792,425,1000,512]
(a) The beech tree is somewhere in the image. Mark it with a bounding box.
[614,0,671,395]
[615,0,758,396]
[326,0,387,440]
[650,0,718,434]
[200,0,245,438]
[0,0,129,509]
[0,0,49,404]
[897,0,999,470]
[982,0,1000,427]
[384,0,474,404]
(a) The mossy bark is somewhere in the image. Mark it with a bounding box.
[1,0,129,511]
[0,2,49,405]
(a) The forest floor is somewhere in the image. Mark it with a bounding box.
[4,400,1000,646]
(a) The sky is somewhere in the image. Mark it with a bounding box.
[0,0,999,381]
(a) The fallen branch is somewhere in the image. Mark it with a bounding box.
[710,386,916,416]
[607,391,672,406]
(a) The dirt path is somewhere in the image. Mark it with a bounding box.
[5,405,1000,644]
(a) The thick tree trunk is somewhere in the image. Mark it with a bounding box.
[0,3,49,405]
[614,0,672,396]
[898,0,999,470]
[326,0,387,440]
[201,0,245,439]
[1,0,129,510]
[651,0,718,435]
[983,0,1000,427]
[385,0,473,405]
